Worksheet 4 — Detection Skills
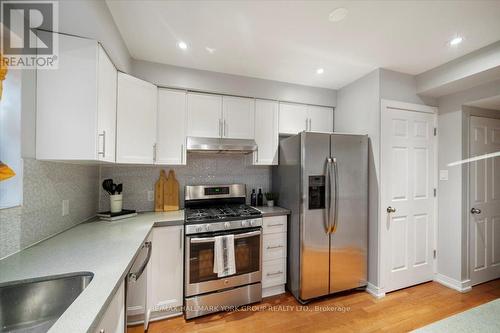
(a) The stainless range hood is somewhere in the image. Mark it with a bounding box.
[186,136,257,154]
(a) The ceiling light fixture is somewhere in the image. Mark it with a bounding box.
[316,68,324,74]
[449,36,463,46]
[205,47,216,54]
[177,41,188,50]
[329,8,348,22]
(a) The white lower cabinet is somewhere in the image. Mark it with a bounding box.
[94,281,125,333]
[262,215,287,297]
[149,225,184,320]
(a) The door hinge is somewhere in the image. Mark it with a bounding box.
[433,249,437,259]
[433,188,437,197]
[433,127,437,136]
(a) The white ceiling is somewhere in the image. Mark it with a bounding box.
[466,95,500,111]
[106,0,500,89]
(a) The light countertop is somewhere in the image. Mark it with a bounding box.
[253,206,291,217]
[0,211,184,333]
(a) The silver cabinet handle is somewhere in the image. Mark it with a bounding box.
[305,118,308,132]
[129,241,152,282]
[153,143,157,162]
[218,119,222,137]
[223,119,227,137]
[267,271,283,277]
[179,228,183,249]
[471,208,481,214]
[266,245,284,249]
[98,131,106,156]
[387,206,396,213]
[181,144,184,164]
[268,223,284,227]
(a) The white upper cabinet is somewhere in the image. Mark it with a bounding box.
[187,93,222,138]
[307,105,333,133]
[116,73,157,164]
[222,96,255,139]
[157,89,187,165]
[278,102,308,135]
[254,99,278,165]
[36,32,117,162]
[97,47,118,162]
[278,102,334,135]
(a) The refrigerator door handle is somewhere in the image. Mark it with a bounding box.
[330,157,339,233]
[326,157,333,234]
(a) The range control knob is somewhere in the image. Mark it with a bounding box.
[205,224,211,231]
[196,226,203,233]
[250,219,256,227]
[241,220,249,227]
[224,222,231,229]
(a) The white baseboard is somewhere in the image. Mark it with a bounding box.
[262,285,285,298]
[366,282,385,299]
[434,273,472,293]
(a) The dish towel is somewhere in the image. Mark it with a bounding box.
[213,234,236,277]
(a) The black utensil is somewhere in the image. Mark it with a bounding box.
[116,183,123,195]
[102,179,114,195]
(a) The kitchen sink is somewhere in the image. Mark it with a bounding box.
[0,272,93,333]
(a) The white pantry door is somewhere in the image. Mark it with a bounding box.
[469,116,500,286]
[381,101,437,293]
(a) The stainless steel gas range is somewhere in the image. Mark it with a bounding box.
[184,184,263,319]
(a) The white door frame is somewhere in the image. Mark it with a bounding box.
[379,99,438,294]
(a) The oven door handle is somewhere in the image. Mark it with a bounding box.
[190,230,261,244]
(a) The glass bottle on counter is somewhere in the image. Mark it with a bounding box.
[251,189,257,206]
[257,188,263,206]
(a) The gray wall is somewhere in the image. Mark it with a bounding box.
[334,69,381,287]
[0,160,98,259]
[98,154,271,212]
[379,69,437,106]
[132,60,337,107]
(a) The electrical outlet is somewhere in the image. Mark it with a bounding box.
[62,200,69,216]
[147,191,154,202]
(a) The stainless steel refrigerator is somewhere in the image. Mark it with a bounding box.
[273,132,368,303]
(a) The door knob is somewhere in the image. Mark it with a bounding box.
[471,208,481,214]
[387,206,396,213]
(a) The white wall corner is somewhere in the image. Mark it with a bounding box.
[434,273,472,293]
[366,282,386,299]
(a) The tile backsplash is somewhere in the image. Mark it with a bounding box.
[99,154,272,212]
[0,159,99,259]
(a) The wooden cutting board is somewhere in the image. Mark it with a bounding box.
[154,170,167,212]
[164,169,180,211]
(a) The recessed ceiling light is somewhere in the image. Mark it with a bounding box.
[205,47,216,54]
[449,36,463,46]
[177,41,188,50]
[329,8,348,22]
[316,68,324,74]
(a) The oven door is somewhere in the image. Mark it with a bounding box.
[185,228,262,297]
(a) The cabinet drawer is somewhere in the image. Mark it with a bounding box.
[262,258,286,288]
[263,233,286,261]
[263,216,287,235]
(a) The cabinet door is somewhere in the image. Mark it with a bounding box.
[116,73,157,164]
[150,226,184,313]
[36,32,99,160]
[97,46,117,163]
[222,96,255,139]
[308,105,333,133]
[278,102,308,135]
[187,93,222,138]
[94,281,125,333]
[157,89,187,165]
[254,99,278,165]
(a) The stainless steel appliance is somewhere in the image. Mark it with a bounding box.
[186,136,257,154]
[184,184,263,319]
[273,132,368,303]
[126,240,152,330]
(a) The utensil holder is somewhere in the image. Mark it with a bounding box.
[110,194,123,213]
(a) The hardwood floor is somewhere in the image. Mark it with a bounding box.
[130,279,500,333]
